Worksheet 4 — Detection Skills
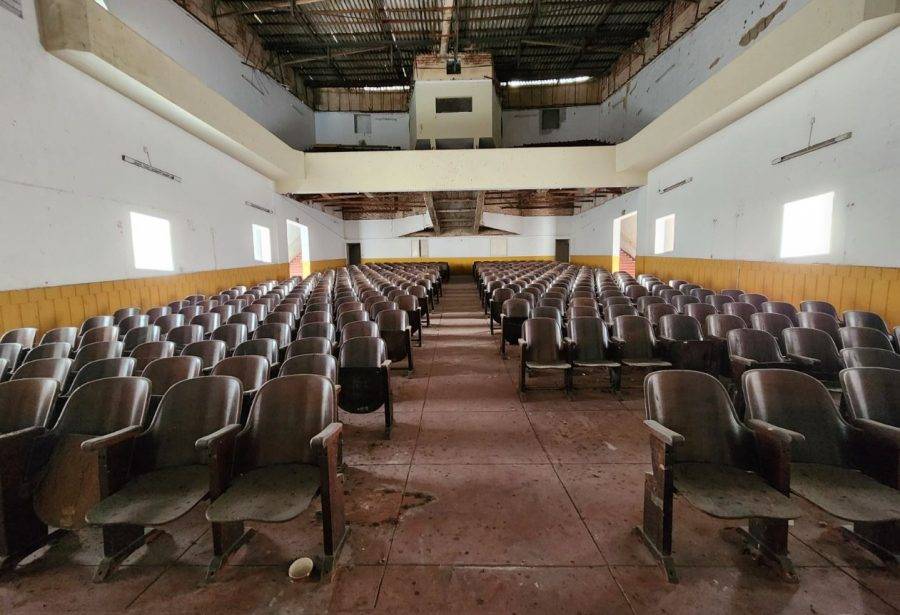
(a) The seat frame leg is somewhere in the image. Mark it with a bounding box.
[841,521,899,571]
[0,528,67,576]
[94,525,163,582]
[735,519,799,583]
[636,440,679,583]
[206,523,256,581]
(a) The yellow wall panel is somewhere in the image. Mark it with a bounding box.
[0,262,293,337]
[619,256,900,326]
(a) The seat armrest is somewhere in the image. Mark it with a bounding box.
[0,425,46,446]
[786,353,820,367]
[853,418,900,449]
[643,420,685,446]
[610,336,625,346]
[747,418,805,445]
[311,422,343,453]
[730,355,757,368]
[195,423,242,450]
[81,425,143,452]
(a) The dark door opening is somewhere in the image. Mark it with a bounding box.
[555,239,570,263]
[347,243,362,266]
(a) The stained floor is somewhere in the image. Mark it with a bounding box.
[1,278,897,614]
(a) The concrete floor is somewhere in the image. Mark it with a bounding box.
[1,278,897,614]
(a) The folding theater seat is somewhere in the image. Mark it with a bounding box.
[840,326,894,351]
[739,293,768,311]
[610,315,671,379]
[155,314,185,337]
[567,317,621,391]
[518,318,571,394]
[840,347,900,370]
[646,303,676,330]
[131,342,175,376]
[762,301,799,326]
[113,308,140,325]
[750,312,793,352]
[67,358,136,398]
[744,369,900,568]
[797,312,842,349]
[40,327,78,346]
[166,325,205,354]
[782,327,846,384]
[843,311,890,336]
[706,294,734,313]
[397,295,424,347]
[800,300,839,319]
[146,307,172,324]
[122,326,161,355]
[23,342,71,364]
[78,316,115,338]
[339,337,393,438]
[86,376,244,581]
[636,370,801,584]
[77,326,120,350]
[500,298,531,359]
[211,323,248,356]
[690,288,714,304]
[377,309,414,373]
[211,355,268,422]
[228,312,258,334]
[192,313,222,338]
[72,341,123,373]
[182,340,227,374]
[720,289,744,302]
[656,314,719,373]
[12,358,73,391]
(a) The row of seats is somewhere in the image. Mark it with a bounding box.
[476,261,898,583]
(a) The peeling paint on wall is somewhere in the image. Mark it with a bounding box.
[740,1,787,46]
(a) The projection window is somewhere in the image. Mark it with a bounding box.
[130,212,174,271]
[354,114,371,135]
[435,97,472,113]
[252,224,273,263]
[654,214,675,254]
[780,192,834,258]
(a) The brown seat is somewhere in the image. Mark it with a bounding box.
[131,341,176,375]
[272,303,300,319]
[410,285,431,327]
[166,325,205,353]
[228,312,259,334]
[843,311,889,336]
[840,367,900,487]
[396,295,423,347]
[840,326,894,352]
[23,342,72,364]
[253,323,292,354]
[179,306,204,321]
[570,297,599,309]
[762,301,799,326]
[624,284,648,301]
[299,322,336,343]
[154,314,185,336]
[750,312,793,352]
[113,308,141,325]
[336,301,365,317]
[338,337,392,436]
[168,300,189,313]
[723,301,757,327]
[301,311,332,327]
[79,316,115,337]
[73,341,124,373]
[122,325,161,355]
[690,288,714,303]
[336,310,369,334]
[182,340,227,373]
[657,314,718,373]
[720,289,744,302]
[739,293,768,310]
[12,358,73,391]
[637,370,801,583]
[783,327,845,382]
[146,307,172,324]
[840,347,900,370]
[211,355,269,422]
[244,304,268,322]
[142,356,203,412]
[78,326,120,349]
[279,353,338,382]
[488,288,515,334]
[744,369,900,564]
[567,317,620,390]
[68,357,137,395]
[40,327,78,347]
[706,294,734,312]
[706,314,746,375]
[500,298,531,358]
[636,296,664,315]
[1,327,37,350]
[19,378,150,566]
[659,289,683,305]
[210,323,248,355]
[646,303,676,329]
[611,315,671,371]
[84,375,242,580]
[286,337,333,359]
[800,300,839,319]
[566,306,599,321]
[534,305,563,329]
[604,303,638,327]
[234,338,279,376]
[519,318,571,393]
[191,313,222,337]
[797,312,842,349]
[0,378,64,564]
[683,304,716,334]
[377,309,413,372]
[204,375,345,578]
[370,301,399,322]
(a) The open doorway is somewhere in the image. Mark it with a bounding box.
[612,212,637,275]
[347,243,362,266]
[286,220,310,278]
[555,239,570,263]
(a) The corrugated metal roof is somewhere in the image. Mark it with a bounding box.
[219,0,673,87]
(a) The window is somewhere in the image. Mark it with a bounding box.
[354,114,371,135]
[252,224,272,263]
[130,212,174,271]
[540,108,561,131]
[435,97,472,113]
[779,192,834,258]
[654,214,675,254]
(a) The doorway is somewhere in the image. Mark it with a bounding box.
[555,239,570,263]
[612,212,637,275]
[285,220,310,278]
[347,243,362,266]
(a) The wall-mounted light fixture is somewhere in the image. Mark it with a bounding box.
[245,201,274,214]
[122,155,181,182]
[771,132,851,165]
[658,177,692,194]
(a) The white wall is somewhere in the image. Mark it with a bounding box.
[315,112,410,149]
[105,0,315,150]
[501,106,605,147]
[572,27,900,269]
[0,2,341,291]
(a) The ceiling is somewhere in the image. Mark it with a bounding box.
[217,0,676,87]
[295,187,625,226]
